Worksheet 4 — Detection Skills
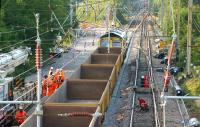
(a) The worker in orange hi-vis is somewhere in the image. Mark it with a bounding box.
[47,75,54,96]
[57,72,63,87]
[48,67,54,78]
[60,68,65,82]
[53,69,59,84]
[42,75,48,96]
[15,105,28,125]
[52,73,59,90]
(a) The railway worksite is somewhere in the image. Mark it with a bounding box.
[0,0,200,127]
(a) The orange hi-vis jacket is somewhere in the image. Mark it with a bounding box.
[47,79,54,96]
[15,110,27,124]
[52,76,59,90]
[54,70,64,87]
[54,71,59,83]
[57,74,63,87]
[61,70,65,81]
[42,79,48,96]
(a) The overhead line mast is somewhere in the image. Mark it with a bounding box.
[35,13,42,127]
[187,0,193,75]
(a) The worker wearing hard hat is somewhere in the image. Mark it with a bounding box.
[42,75,48,96]
[56,69,64,87]
[15,105,28,125]
[60,69,65,82]
[48,67,54,78]
[52,73,59,90]
[53,69,60,86]
[47,74,55,96]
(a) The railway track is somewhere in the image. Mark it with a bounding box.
[129,18,159,127]
[102,10,148,127]
[151,21,190,127]
[170,77,190,126]
[102,11,161,127]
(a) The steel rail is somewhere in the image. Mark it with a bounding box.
[170,76,188,126]
[129,18,160,127]
[147,30,160,127]
[176,99,186,126]
[181,99,190,120]
[89,10,143,127]
[129,15,145,127]
[129,50,139,127]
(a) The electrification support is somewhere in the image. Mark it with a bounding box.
[86,0,88,16]
[187,0,193,75]
[112,6,116,27]
[107,5,110,54]
[0,101,38,104]
[164,96,200,100]
[177,0,180,62]
[164,0,168,36]
[161,0,164,32]
[51,11,66,35]
[163,99,166,127]
[70,0,73,26]
[76,1,78,12]
[35,13,42,127]
[161,94,200,127]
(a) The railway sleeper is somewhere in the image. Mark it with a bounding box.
[135,87,152,93]
[138,68,148,71]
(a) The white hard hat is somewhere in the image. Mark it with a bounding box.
[19,105,23,110]
[50,67,53,70]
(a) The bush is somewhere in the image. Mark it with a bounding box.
[184,78,200,95]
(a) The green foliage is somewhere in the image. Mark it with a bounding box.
[0,0,130,77]
[75,0,128,26]
[153,1,200,113]
[184,78,200,95]
[0,0,71,48]
[0,0,72,77]
[152,0,200,67]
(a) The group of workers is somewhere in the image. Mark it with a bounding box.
[42,67,65,96]
[14,67,147,125]
[15,67,65,125]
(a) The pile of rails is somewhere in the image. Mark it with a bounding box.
[21,47,125,127]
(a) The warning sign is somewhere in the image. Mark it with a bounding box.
[159,41,167,48]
